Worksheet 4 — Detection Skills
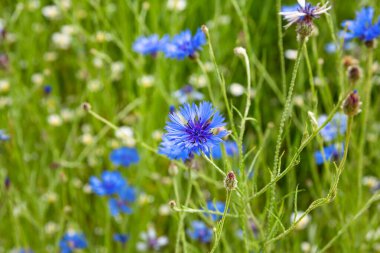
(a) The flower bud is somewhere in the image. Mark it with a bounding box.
[168,200,176,209]
[224,171,237,191]
[347,65,362,84]
[81,102,91,112]
[296,22,313,41]
[342,90,362,116]
[234,47,247,57]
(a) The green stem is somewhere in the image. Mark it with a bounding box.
[196,58,216,105]
[266,39,306,239]
[357,48,373,207]
[210,190,232,253]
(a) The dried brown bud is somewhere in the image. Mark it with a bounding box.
[168,200,176,209]
[201,25,209,35]
[342,90,362,116]
[81,102,91,112]
[342,56,358,69]
[347,65,362,83]
[224,171,238,191]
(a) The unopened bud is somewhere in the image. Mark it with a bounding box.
[342,90,362,116]
[224,171,238,191]
[296,23,313,42]
[201,25,208,35]
[168,200,176,209]
[347,65,362,84]
[81,102,91,112]
[234,47,247,57]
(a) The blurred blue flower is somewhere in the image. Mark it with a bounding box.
[163,28,206,59]
[318,113,347,142]
[187,221,213,243]
[211,140,239,159]
[136,226,168,251]
[158,135,190,161]
[173,84,204,104]
[59,232,87,253]
[341,7,380,42]
[132,35,168,55]
[89,171,126,196]
[0,130,10,141]
[43,85,52,95]
[314,143,344,165]
[164,102,228,156]
[109,185,137,216]
[281,4,299,12]
[113,233,129,244]
[324,41,355,54]
[206,201,226,221]
[110,147,140,167]
[15,249,34,253]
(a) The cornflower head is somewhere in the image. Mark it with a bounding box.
[59,232,87,253]
[314,143,344,165]
[341,7,380,45]
[206,201,226,221]
[280,0,330,39]
[113,233,129,244]
[173,84,204,104]
[89,171,126,196]
[158,135,190,161]
[163,28,206,59]
[109,184,137,216]
[163,102,228,157]
[187,221,213,243]
[0,130,10,141]
[318,113,347,142]
[132,35,168,56]
[110,147,140,167]
[136,226,168,251]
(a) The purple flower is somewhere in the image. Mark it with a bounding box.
[187,221,213,243]
[163,28,206,59]
[89,171,126,196]
[341,7,380,42]
[59,232,87,253]
[163,102,228,156]
[110,147,140,167]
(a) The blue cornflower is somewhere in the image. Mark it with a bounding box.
[281,4,299,13]
[314,143,344,165]
[206,201,226,221]
[89,171,126,196]
[132,35,168,56]
[279,0,330,29]
[59,232,87,253]
[318,113,347,142]
[163,28,206,59]
[0,130,10,141]
[211,140,239,159]
[187,221,213,243]
[110,147,140,167]
[164,102,228,156]
[324,41,355,54]
[173,84,204,104]
[341,7,380,42]
[113,233,129,244]
[44,85,52,95]
[109,185,137,216]
[158,135,190,161]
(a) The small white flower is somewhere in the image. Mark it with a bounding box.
[45,221,58,235]
[87,79,103,92]
[93,57,104,68]
[167,0,186,11]
[31,73,44,86]
[111,61,125,81]
[61,108,75,122]
[285,49,298,60]
[189,74,207,88]
[151,130,163,141]
[61,25,77,35]
[115,126,134,140]
[137,226,168,251]
[138,75,155,88]
[229,83,245,97]
[80,133,94,145]
[95,31,112,43]
[52,32,72,50]
[47,114,63,126]
[44,51,58,62]
[0,79,10,93]
[290,211,311,230]
[42,5,61,20]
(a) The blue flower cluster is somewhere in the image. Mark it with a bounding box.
[110,147,140,167]
[132,28,206,59]
[341,7,380,42]
[89,171,137,216]
[159,102,228,160]
[59,232,87,253]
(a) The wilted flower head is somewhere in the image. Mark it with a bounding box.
[341,7,380,43]
[342,90,362,116]
[132,35,167,56]
[89,170,126,196]
[163,28,206,59]
[109,147,140,167]
[187,221,213,243]
[163,101,228,157]
[318,113,347,142]
[314,143,344,165]
[136,226,168,251]
[279,0,330,29]
[173,84,204,104]
[59,231,87,253]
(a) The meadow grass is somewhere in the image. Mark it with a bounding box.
[1,0,380,252]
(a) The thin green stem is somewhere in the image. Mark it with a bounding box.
[88,109,119,131]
